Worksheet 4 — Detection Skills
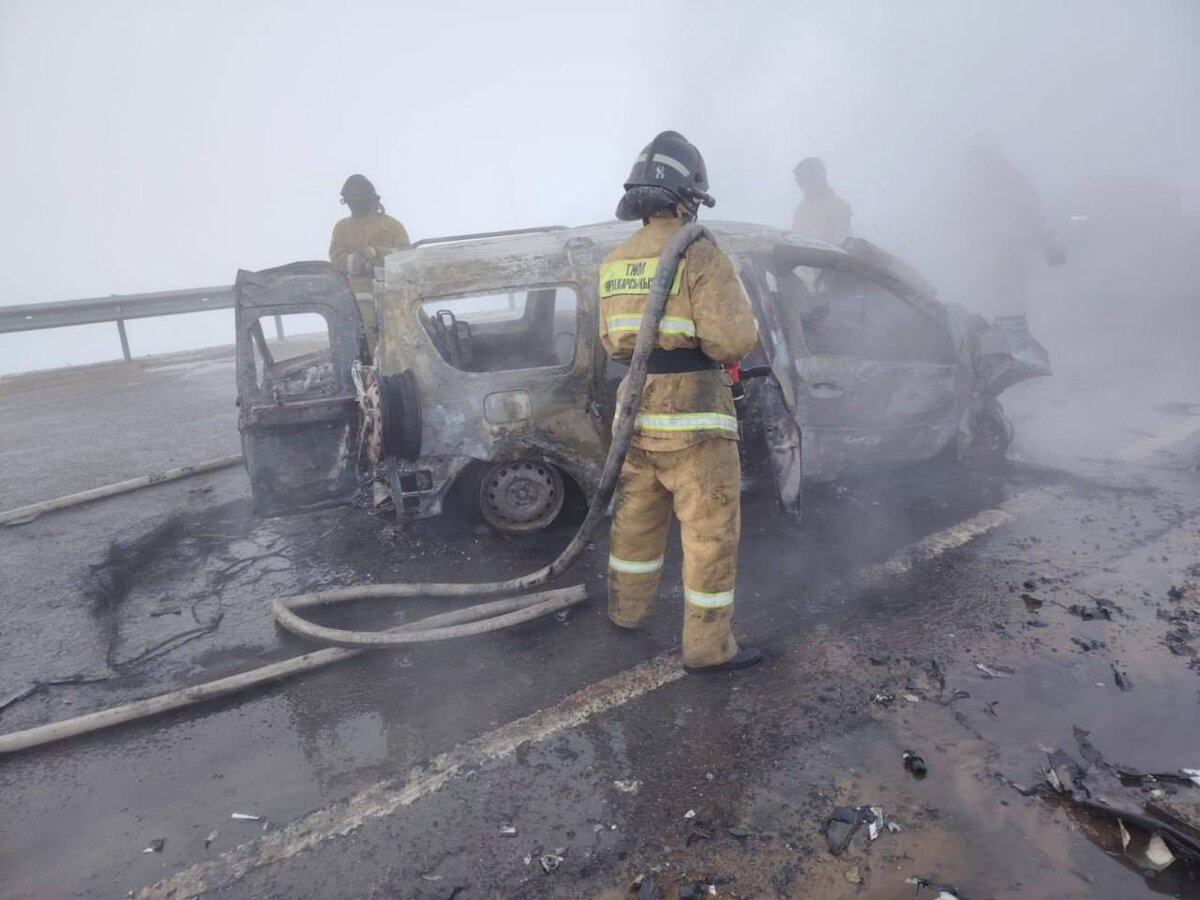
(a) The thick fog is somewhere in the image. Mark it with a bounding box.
[1,0,1197,377]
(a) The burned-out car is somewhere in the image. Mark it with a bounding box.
[234,222,1050,532]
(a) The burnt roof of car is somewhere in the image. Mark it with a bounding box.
[386,219,839,269]
[382,220,936,302]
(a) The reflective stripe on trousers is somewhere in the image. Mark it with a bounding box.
[609,554,664,575]
[684,586,735,608]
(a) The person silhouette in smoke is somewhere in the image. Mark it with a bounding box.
[959,137,1065,318]
[328,174,410,354]
[791,157,852,246]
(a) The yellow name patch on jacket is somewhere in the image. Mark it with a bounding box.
[598,257,685,300]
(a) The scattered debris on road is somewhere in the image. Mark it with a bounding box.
[824,805,874,855]
[613,778,642,794]
[498,824,518,836]
[903,749,929,779]
[906,875,968,898]
[230,812,261,822]
[1016,728,1200,880]
[1067,596,1123,620]
[866,806,885,840]
[974,662,1014,678]
[142,838,164,854]
[633,873,659,899]
[204,830,218,849]
[1110,662,1135,691]
[1167,584,1191,603]
[1119,819,1177,872]
[538,848,565,873]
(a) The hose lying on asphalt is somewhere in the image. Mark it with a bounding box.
[0,455,243,527]
[0,223,711,755]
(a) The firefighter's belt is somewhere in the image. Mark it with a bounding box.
[646,347,720,374]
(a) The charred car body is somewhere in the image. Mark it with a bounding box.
[234,222,1050,532]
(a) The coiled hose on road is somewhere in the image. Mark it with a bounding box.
[0,223,711,755]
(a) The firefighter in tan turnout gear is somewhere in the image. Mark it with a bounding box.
[600,131,762,673]
[328,174,410,353]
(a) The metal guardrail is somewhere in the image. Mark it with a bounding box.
[0,228,579,365]
[1,232,569,363]
[0,285,237,361]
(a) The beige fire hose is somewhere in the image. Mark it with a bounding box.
[0,455,243,526]
[0,224,710,755]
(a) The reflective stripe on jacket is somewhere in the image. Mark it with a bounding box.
[599,214,758,452]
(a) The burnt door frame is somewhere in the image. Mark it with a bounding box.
[235,262,367,516]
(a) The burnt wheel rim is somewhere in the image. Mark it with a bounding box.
[479,460,565,533]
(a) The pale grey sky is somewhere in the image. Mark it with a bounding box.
[1,0,1197,372]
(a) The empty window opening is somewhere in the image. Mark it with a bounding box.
[418,286,578,372]
[249,312,335,397]
[790,269,954,363]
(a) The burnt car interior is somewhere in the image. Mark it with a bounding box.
[247,311,340,399]
[767,263,956,364]
[417,286,578,373]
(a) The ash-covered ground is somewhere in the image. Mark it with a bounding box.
[1,333,1199,899]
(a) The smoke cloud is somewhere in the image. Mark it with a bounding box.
[1,0,1196,376]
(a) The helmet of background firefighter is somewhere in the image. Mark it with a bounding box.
[792,156,829,192]
[340,174,384,215]
[616,131,716,222]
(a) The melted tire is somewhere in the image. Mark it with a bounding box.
[378,370,422,462]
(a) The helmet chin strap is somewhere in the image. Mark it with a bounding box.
[678,188,716,221]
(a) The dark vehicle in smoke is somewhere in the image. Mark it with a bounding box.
[233,222,1050,533]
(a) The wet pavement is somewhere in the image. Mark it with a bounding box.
[2,349,1200,899]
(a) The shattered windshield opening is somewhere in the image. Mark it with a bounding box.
[791,268,955,363]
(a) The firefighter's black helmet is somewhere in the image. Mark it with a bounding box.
[340,174,379,201]
[616,131,715,221]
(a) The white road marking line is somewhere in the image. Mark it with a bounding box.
[140,486,1063,897]
[1115,416,1200,462]
[138,654,684,899]
[854,488,1058,584]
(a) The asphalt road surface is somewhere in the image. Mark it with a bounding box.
[2,343,1199,900]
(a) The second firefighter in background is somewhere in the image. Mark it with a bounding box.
[600,131,761,673]
[329,173,410,354]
